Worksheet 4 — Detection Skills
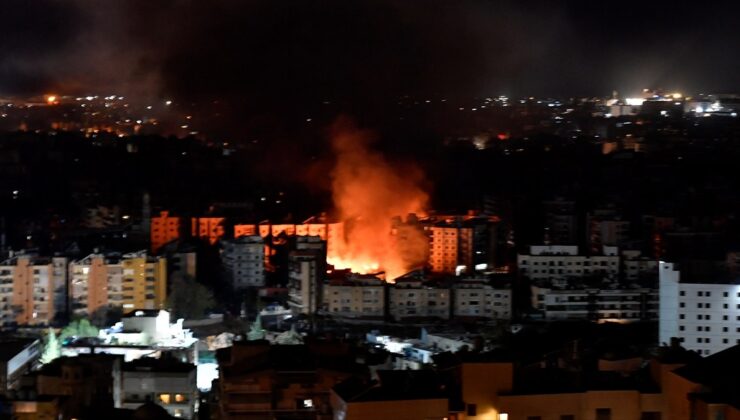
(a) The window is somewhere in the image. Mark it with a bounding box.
[680,291,685,296]
[174,394,187,403]
[159,394,171,404]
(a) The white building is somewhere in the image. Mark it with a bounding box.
[518,245,620,286]
[659,261,740,356]
[532,285,657,322]
[220,236,265,288]
[62,310,198,362]
[453,279,511,319]
[122,356,198,418]
[389,278,449,320]
[323,274,385,318]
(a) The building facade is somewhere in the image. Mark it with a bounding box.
[659,261,740,356]
[0,255,66,326]
[221,236,265,288]
[121,357,198,419]
[70,252,167,316]
[151,211,182,253]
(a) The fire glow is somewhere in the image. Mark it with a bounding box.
[326,120,429,281]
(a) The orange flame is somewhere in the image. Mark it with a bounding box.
[327,119,429,281]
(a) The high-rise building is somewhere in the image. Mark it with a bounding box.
[150,211,182,253]
[220,236,265,288]
[659,261,740,356]
[0,254,67,326]
[70,252,167,316]
[191,217,225,245]
[428,225,473,274]
[288,238,327,315]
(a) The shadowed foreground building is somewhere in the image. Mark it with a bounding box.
[327,343,740,420]
[213,340,360,420]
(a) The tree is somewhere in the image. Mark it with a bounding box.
[60,318,99,343]
[166,274,216,319]
[40,328,61,364]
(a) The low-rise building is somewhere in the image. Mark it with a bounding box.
[323,274,385,319]
[215,340,358,420]
[453,278,511,320]
[62,310,198,363]
[122,357,198,419]
[389,277,449,321]
[0,338,41,397]
[532,285,658,322]
[518,245,621,285]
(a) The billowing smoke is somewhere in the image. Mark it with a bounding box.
[327,119,429,280]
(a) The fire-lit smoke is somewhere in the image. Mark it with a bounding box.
[327,119,429,281]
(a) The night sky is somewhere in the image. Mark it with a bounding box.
[2,0,740,103]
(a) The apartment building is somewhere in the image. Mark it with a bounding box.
[0,255,67,326]
[453,279,512,320]
[389,277,449,320]
[532,285,658,322]
[69,252,167,316]
[322,274,385,319]
[427,225,473,274]
[220,236,265,288]
[191,217,225,245]
[150,211,182,253]
[518,245,621,285]
[659,261,740,355]
[288,243,326,315]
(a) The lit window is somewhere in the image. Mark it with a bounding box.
[159,394,171,404]
[174,394,187,403]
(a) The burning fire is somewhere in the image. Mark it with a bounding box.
[326,119,429,281]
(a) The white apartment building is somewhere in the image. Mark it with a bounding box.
[389,279,449,320]
[532,285,657,322]
[453,280,511,319]
[659,261,740,356]
[220,235,265,288]
[322,275,385,318]
[518,245,620,285]
[122,357,198,419]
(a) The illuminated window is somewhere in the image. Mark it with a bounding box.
[159,394,171,404]
[174,394,187,403]
[499,414,509,420]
